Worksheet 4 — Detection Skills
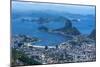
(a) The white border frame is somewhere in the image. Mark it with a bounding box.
[0,0,98,67]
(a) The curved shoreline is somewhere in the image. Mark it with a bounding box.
[29,44,56,49]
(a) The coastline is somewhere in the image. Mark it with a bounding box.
[30,44,56,49]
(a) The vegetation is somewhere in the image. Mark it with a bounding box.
[11,48,42,66]
[64,27,80,35]
[89,29,96,40]
[53,17,80,35]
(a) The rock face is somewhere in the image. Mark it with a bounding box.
[63,18,72,29]
[89,29,96,40]
[53,17,80,35]
[63,27,80,35]
[57,16,73,29]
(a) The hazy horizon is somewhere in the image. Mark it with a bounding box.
[12,1,95,15]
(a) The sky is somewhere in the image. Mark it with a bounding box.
[12,1,95,15]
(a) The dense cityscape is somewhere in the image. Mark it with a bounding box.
[11,28,96,66]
